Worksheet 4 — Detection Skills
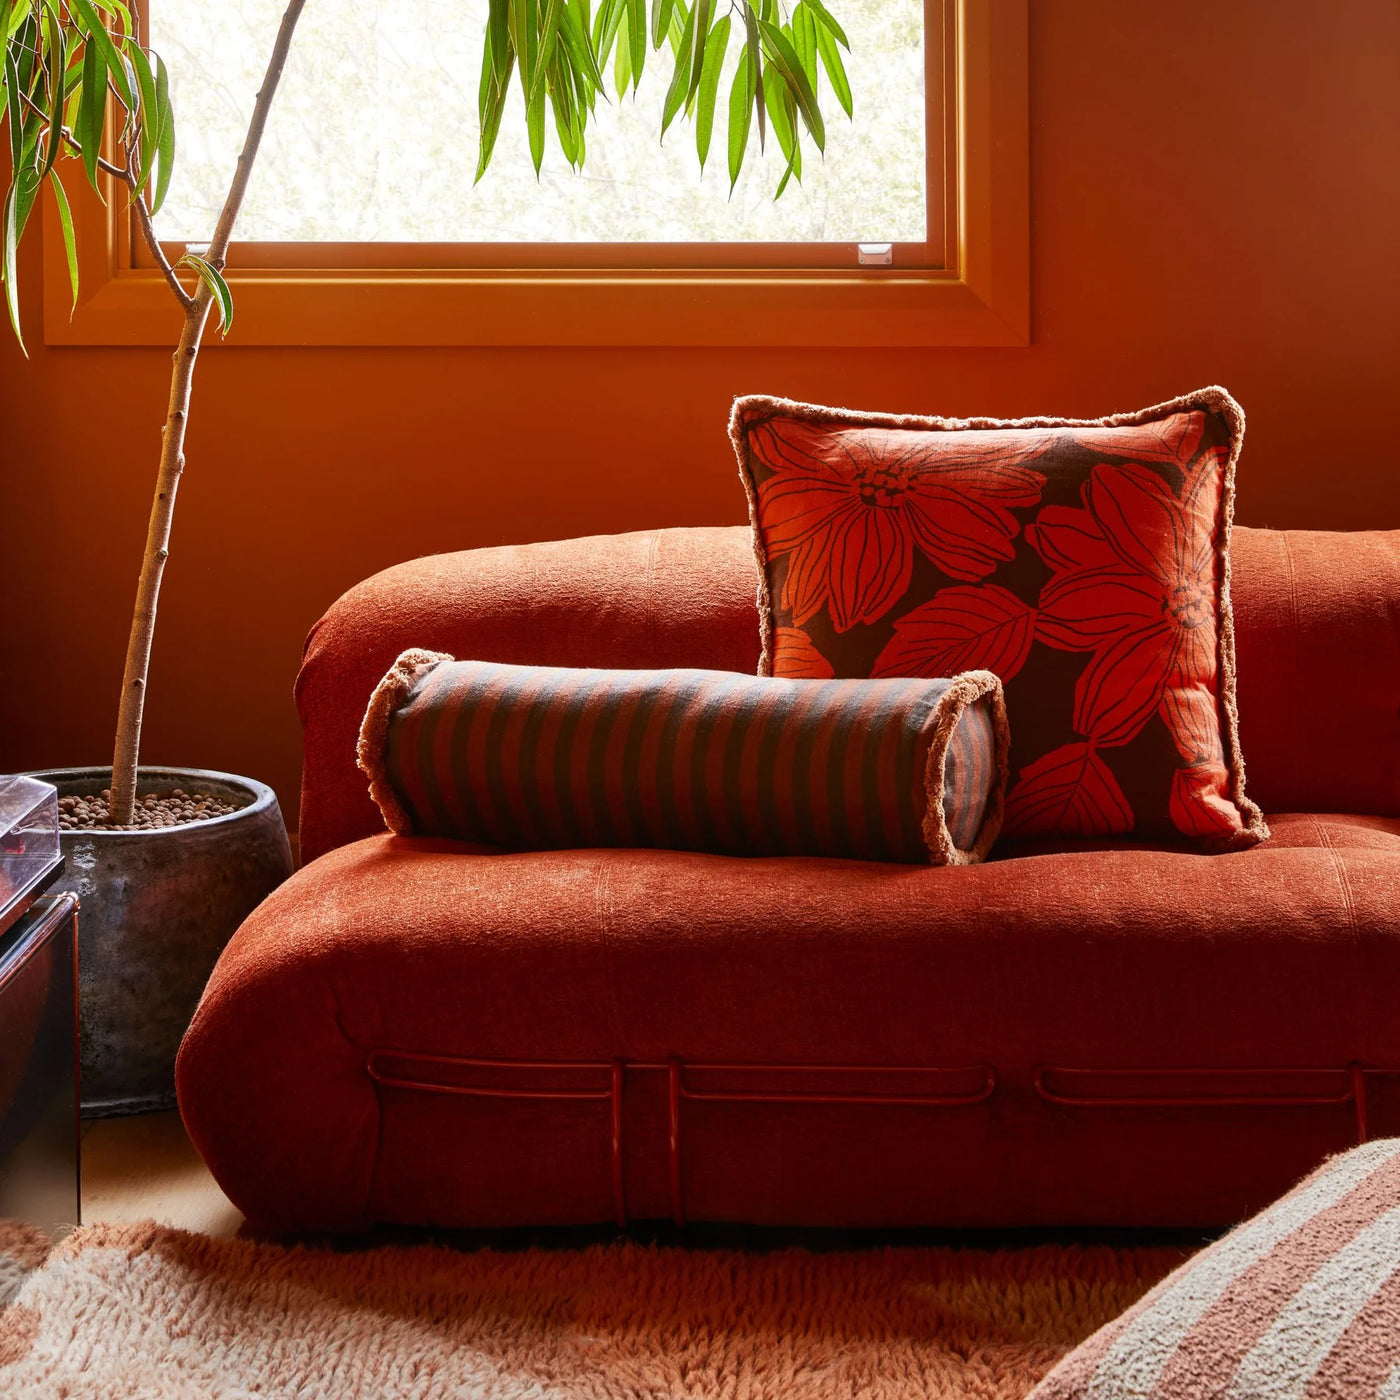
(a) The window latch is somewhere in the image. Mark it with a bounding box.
[858,243,893,266]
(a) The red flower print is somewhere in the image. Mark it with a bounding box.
[1159,675,1243,838]
[1002,741,1133,838]
[872,584,1037,683]
[1170,761,1241,840]
[752,418,1050,631]
[1028,456,1225,749]
[1072,411,1206,468]
[774,627,834,679]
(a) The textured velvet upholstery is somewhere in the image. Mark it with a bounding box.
[179,816,1400,1233]
[179,523,1400,1233]
[1230,527,1400,816]
[300,525,1400,863]
[298,528,762,864]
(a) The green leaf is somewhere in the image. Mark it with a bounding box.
[530,0,565,100]
[561,0,606,98]
[759,19,823,151]
[762,58,795,162]
[75,37,105,193]
[117,51,138,142]
[48,166,77,311]
[2,181,24,354]
[791,4,817,92]
[649,0,674,51]
[726,43,754,191]
[814,18,851,118]
[612,19,630,98]
[150,52,174,215]
[68,0,133,109]
[774,139,800,198]
[593,0,624,67]
[175,251,233,336]
[127,39,158,195]
[13,160,40,245]
[12,11,35,91]
[93,0,134,40]
[4,42,22,173]
[741,1,764,151]
[39,5,65,177]
[474,48,514,180]
[688,0,713,96]
[695,13,728,170]
[659,0,696,137]
[548,54,581,166]
[801,0,848,50]
[626,0,645,90]
[520,0,538,102]
[526,75,546,172]
[488,0,510,86]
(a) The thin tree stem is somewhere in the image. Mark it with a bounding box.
[123,142,194,312]
[108,0,309,824]
[16,87,127,178]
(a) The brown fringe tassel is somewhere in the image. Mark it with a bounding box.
[356,648,454,836]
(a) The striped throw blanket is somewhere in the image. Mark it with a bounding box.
[1032,1137,1400,1399]
[359,652,1007,864]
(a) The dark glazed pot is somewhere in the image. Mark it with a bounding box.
[27,767,294,1117]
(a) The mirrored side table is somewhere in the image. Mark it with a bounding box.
[0,889,81,1238]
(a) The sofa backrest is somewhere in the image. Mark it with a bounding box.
[297,528,763,863]
[1230,526,1400,816]
[297,524,1400,863]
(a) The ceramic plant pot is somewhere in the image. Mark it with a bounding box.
[27,767,294,1117]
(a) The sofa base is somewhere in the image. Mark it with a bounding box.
[177,820,1400,1234]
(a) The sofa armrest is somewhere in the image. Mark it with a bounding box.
[296,526,760,863]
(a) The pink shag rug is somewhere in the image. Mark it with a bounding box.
[0,1221,1184,1397]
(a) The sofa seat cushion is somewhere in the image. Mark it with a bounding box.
[996,811,1400,860]
[177,826,1400,1234]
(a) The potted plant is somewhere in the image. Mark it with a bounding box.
[1,0,851,1113]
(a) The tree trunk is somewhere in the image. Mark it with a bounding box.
[108,0,309,826]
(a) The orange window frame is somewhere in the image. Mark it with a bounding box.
[42,0,1026,347]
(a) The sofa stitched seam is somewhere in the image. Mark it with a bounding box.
[644,529,661,661]
[594,854,627,1047]
[331,995,383,1228]
[1318,827,1362,944]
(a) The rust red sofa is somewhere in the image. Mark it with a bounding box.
[176,525,1400,1234]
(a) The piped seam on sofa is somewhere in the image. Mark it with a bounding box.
[363,1049,998,1228]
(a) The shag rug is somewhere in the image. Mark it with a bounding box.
[0,1221,1187,1398]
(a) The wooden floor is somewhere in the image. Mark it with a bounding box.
[81,1110,243,1238]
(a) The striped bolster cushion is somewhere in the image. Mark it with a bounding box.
[1031,1137,1400,1400]
[358,651,1008,864]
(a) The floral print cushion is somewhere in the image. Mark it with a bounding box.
[731,389,1269,849]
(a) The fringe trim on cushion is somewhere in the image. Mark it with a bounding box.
[357,648,454,836]
[730,409,777,678]
[920,670,1010,866]
[729,387,1270,851]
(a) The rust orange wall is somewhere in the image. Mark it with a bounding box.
[3,1,1397,821]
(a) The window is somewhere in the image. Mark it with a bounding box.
[43,0,1027,346]
[151,0,930,259]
